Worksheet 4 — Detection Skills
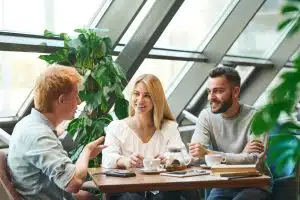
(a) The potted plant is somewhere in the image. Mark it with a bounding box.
[251,0,300,171]
[40,28,129,167]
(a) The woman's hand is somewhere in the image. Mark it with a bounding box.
[129,153,144,168]
[154,154,166,164]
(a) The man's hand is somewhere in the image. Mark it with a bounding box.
[243,140,264,154]
[188,143,208,158]
[129,153,144,168]
[85,136,107,159]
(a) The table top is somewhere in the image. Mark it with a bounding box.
[88,167,271,193]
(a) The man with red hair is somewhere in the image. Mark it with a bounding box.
[8,65,106,200]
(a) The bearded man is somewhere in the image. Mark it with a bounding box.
[189,67,271,200]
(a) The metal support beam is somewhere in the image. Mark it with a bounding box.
[115,0,184,80]
[182,110,198,124]
[178,125,196,133]
[114,44,208,62]
[0,32,63,53]
[168,0,265,118]
[240,32,300,105]
[95,0,146,47]
[222,56,273,68]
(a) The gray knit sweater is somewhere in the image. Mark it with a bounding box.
[191,104,267,166]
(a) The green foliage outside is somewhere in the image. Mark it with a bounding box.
[39,29,129,167]
[251,0,300,172]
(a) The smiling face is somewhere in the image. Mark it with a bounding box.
[131,82,154,115]
[207,76,239,114]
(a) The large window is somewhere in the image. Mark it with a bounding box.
[254,68,293,108]
[153,0,236,51]
[122,59,189,100]
[0,51,48,118]
[119,0,237,52]
[227,0,289,59]
[0,0,106,34]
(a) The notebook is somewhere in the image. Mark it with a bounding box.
[211,164,259,177]
[211,164,257,173]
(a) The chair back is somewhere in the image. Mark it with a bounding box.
[267,134,299,200]
[0,152,20,200]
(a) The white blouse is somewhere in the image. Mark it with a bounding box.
[102,119,186,168]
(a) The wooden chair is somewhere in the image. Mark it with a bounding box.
[0,152,20,200]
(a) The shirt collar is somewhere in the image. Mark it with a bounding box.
[31,108,58,137]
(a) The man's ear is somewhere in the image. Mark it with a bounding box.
[58,94,64,104]
[233,86,240,99]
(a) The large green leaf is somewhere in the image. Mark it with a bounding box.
[39,49,70,65]
[71,145,84,163]
[293,53,300,65]
[251,103,283,134]
[277,18,295,31]
[287,17,300,36]
[268,134,299,175]
[279,121,300,134]
[91,120,105,138]
[115,98,129,119]
[44,29,57,38]
[67,118,81,137]
[281,4,299,14]
[99,114,113,124]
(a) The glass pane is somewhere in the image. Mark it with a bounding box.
[119,0,236,52]
[154,0,236,51]
[235,66,255,85]
[227,0,288,59]
[122,59,188,100]
[0,52,48,118]
[119,0,156,44]
[0,0,106,34]
[254,68,293,108]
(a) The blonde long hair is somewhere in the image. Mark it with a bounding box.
[129,74,175,129]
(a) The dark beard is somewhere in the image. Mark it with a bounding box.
[211,98,233,114]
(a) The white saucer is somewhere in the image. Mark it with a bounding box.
[139,168,166,174]
[200,164,211,169]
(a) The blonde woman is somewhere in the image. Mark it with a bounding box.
[102,74,198,200]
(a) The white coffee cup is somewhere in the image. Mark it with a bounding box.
[143,158,161,170]
[205,154,223,167]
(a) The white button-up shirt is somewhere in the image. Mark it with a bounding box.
[102,119,186,168]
